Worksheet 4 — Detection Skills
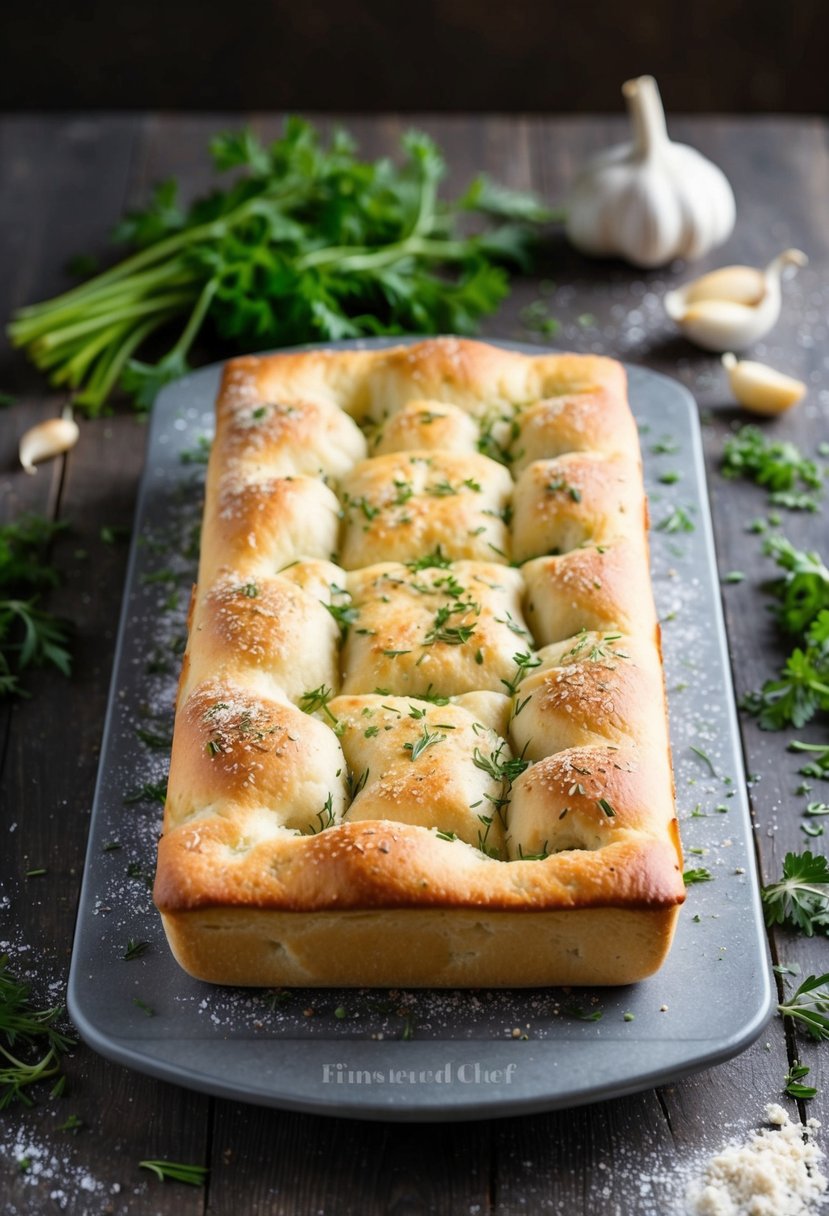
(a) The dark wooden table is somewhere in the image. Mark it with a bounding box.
[1,113,828,1215]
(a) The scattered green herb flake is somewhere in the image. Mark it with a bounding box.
[383,648,411,658]
[790,741,829,779]
[24,868,46,878]
[546,477,582,503]
[690,745,717,777]
[57,1113,84,1132]
[658,471,680,485]
[723,571,745,584]
[123,939,151,961]
[100,524,131,544]
[334,1006,347,1020]
[136,726,173,751]
[139,1160,208,1186]
[133,997,155,1018]
[563,1004,603,1022]
[596,798,616,818]
[651,438,679,455]
[323,600,359,636]
[520,299,559,337]
[656,506,695,534]
[179,435,212,465]
[683,868,713,885]
[123,781,167,806]
[623,1012,635,1022]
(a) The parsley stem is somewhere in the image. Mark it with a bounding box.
[30,291,197,351]
[77,313,181,407]
[166,279,218,362]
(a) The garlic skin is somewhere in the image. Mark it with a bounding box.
[565,76,735,269]
[664,248,807,351]
[722,353,806,416]
[19,412,79,474]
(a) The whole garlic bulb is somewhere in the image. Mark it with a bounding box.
[566,76,736,269]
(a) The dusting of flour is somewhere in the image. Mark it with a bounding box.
[686,1104,828,1216]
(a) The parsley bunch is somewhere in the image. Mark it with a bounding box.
[9,120,551,415]
[721,425,822,511]
[0,515,71,697]
[742,536,829,729]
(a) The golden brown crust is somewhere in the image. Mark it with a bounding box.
[155,338,683,988]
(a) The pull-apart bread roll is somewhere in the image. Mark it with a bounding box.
[155,338,684,987]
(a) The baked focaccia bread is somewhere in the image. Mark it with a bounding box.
[154,338,684,987]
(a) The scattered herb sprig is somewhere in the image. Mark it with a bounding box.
[784,1061,817,1098]
[0,515,71,698]
[778,972,829,1041]
[721,425,822,510]
[0,954,74,1109]
[762,851,829,936]
[139,1160,209,1186]
[742,536,829,729]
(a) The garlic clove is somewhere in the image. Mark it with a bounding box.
[666,298,758,351]
[664,247,808,351]
[722,353,807,415]
[19,413,79,474]
[683,265,766,307]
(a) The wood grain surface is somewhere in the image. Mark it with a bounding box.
[1,113,828,1215]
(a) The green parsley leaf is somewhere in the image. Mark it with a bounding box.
[721,425,822,503]
[762,851,829,936]
[778,972,829,1041]
[683,868,713,885]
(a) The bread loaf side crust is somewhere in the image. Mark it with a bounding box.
[154,338,684,987]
